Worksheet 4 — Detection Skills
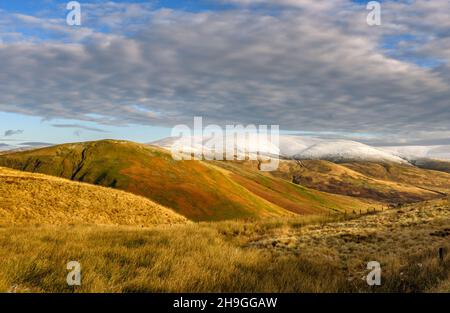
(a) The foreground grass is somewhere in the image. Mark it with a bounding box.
[0,200,449,293]
[0,223,346,293]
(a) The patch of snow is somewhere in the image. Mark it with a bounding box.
[151,135,408,163]
[380,145,450,161]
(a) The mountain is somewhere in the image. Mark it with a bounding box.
[0,140,291,220]
[380,145,450,161]
[154,135,450,203]
[212,159,450,205]
[0,142,52,155]
[276,136,408,163]
[0,140,379,220]
[0,166,186,226]
[341,161,450,194]
[208,160,381,214]
[0,143,16,152]
[152,135,407,163]
[411,158,450,174]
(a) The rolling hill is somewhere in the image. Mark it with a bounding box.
[209,160,381,214]
[153,135,407,163]
[209,159,450,205]
[340,161,450,195]
[380,145,450,162]
[0,167,186,226]
[0,140,292,220]
[152,135,450,204]
[276,160,450,203]
[412,158,450,174]
[0,140,379,220]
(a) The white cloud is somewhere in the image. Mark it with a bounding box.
[0,1,448,144]
[4,129,24,137]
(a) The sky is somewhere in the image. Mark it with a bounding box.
[0,0,449,147]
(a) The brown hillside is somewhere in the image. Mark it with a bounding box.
[0,167,187,226]
[0,140,382,220]
[0,140,292,220]
[227,159,450,204]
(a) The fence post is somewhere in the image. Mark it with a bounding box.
[439,247,446,262]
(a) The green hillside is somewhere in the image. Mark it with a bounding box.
[0,140,378,220]
[0,140,291,220]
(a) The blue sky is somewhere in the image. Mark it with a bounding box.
[0,0,449,147]
[0,0,182,145]
[0,112,171,145]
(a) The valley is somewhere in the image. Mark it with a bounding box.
[0,139,449,293]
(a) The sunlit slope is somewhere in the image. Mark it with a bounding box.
[0,167,186,226]
[341,161,450,196]
[214,159,449,205]
[0,140,292,221]
[209,161,381,214]
[0,140,381,219]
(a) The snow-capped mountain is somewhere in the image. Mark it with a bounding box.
[291,139,407,163]
[152,133,280,159]
[0,143,18,152]
[151,135,408,163]
[0,142,52,154]
[380,145,450,161]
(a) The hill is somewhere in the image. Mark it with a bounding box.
[209,160,381,214]
[0,140,378,220]
[0,167,186,226]
[0,140,291,220]
[275,160,450,204]
[412,158,450,174]
[153,135,407,163]
[341,161,450,196]
[1,198,448,292]
[380,145,450,162]
[209,159,450,205]
[247,197,450,292]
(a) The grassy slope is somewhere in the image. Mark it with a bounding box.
[0,199,448,293]
[0,140,386,220]
[0,140,291,221]
[0,167,186,226]
[210,160,380,214]
[413,158,450,174]
[245,198,450,292]
[226,159,449,204]
[341,161,450,196]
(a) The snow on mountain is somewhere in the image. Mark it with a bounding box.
[151,135,408,163]
[0,142,52,154]
[0,143,17,152]
[291,139,405,163]
[152,133,280,159]
[380,145,450,161]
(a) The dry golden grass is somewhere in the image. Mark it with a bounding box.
[210,160,382,215]
[0,223,347,293]
[0,167,187,227]
[0,199,448,293]
[245,198,450,292]
[0,140,293,220]
[267,160,449,203]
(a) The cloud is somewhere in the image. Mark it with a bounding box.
[51,124,108,133]
[19,142,53,147]
[4,129,24,137]
[0,1,448,144]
